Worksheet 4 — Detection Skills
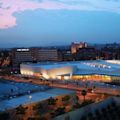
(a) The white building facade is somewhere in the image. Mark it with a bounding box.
[20,60,120,82]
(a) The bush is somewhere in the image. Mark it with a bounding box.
[16,105,27,115]
[73,102,81,109]
[48,97,57,105]
[62,95,70,102]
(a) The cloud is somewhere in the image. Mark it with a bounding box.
[0,0,120,29]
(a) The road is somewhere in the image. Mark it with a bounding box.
[1,75,120,96]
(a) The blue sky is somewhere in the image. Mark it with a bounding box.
[0,0,120,48]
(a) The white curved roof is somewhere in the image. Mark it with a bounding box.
[21,60,120,76]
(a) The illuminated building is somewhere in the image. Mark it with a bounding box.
[71,42,87,54]
[20,60,120,83]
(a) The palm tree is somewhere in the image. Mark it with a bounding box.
[81,90,87,102]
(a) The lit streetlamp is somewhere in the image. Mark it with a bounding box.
[28,95,33,117]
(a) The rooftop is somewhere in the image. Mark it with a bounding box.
[22,60,120,76]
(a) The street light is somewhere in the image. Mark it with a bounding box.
[29,95,32,100]
[29,95,32,117]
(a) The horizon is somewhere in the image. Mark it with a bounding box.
[0,41,120,49]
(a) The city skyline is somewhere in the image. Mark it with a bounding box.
[0,0,120,48]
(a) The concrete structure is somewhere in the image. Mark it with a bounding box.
[37,49,59,61]
[54,97,120,120]
[20,60,120,82]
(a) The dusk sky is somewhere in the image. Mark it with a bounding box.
[0,0,120,48]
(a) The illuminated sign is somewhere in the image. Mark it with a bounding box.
[17,49,29,52]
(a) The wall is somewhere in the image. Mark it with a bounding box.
[47,66,77,79]
[54,97,117,120]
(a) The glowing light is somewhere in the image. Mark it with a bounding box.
[64,76,70,80]
[42,73,49,79]
[106,60,120,65]
[29,95,32,99]
[56,76,61,79]
[17,49,29,52]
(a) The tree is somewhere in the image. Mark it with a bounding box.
[62,95,71,105]
[81,90,87,102]
[16,105,27,114]
[48,97,57,105]
[74,95,79,104]
[16,105,27,120]
[33,102,43,115]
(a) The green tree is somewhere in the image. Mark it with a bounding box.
[62,95,71,105]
